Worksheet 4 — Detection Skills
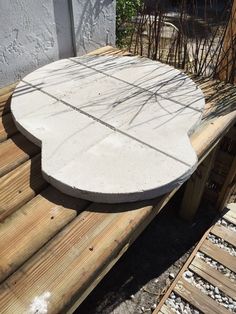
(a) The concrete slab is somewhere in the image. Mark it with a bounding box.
[11,55,205,203]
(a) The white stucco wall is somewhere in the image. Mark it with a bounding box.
[0,0,116,88]
[71,0,116,55]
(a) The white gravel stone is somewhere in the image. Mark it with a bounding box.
[208,234,236,256]
[218,218,236,232]
[151,303,157,311]
[185,270,193,278]
[169,273,175,280]
[184,271,236,312]
[166,293,202,314]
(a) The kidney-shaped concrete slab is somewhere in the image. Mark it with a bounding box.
[11,55,205,203]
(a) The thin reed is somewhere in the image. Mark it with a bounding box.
[123,0,235,84]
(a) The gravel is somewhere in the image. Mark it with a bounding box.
[183,271,236,312]
[166,292,202,314]
[207,234,236,256]
[218,218,236,232]
[196,251,236,281]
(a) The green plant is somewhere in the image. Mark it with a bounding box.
[116,0,142,47]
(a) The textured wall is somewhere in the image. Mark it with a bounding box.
[0,0,116,88]
[71,0,116,55]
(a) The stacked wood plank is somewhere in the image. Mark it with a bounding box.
[0,46,235,313]
[155,203,236,314]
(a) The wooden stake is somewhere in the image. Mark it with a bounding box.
[179,147,217,221]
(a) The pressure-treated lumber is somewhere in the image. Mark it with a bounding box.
[159,304,175,314]
[0,154,47,221]
[174,279,229,314]
[0,186,89,283]
[0,46,236,314]
[0,83,17,116]
[154,219,214,313]
[216,154,236,211]
[224,206,236,225]
[211,224,236,247]
[200,239,236,273]
[191,111,236,160]
[0,113,18,142]
[0,133,39,177]
[155,203,236,314]
[190,256,236,300]
[0,191,177,314]
[179,147,217,220]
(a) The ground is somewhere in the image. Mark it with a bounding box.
[76,188,217,314]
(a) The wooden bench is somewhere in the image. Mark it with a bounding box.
[0,46,235,313]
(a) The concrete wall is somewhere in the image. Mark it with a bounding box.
[72,0,116,55]
[0,0,116,88]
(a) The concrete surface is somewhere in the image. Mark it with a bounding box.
[11,55,205,203]
[0,0,116,88]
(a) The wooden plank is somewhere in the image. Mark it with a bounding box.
[0,113,18,142]
[0,46,235,314]
[0,186,89,283]
[87,45,132,57]
[216,154,236,211]
[211,224,236,247]
[179,147,217,220]
[200,239,236,273]
[190,256,236,300]
[224,208,236,225]
[154,222,215,314]
[174,279,229,314]
[0,190,177,314]
[0,83,17,116]
[0,154,47,222]
[191,110,236,160]
[0,133,39,177]
[159,304,175,314]
[87,45,117,55]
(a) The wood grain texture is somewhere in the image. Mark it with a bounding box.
[211,224,236,247]
[0,192,176,314]
[174,279,229,314]
[154,218,215,314]
[224,208,236,225]
[200,239,236,273]
[0,83,17,116]
[0,133,39,177]
[0,154,47,221]
[180,147,216,220]
[0,113,18,142]
[155,202,236,314]
[216,154,236,211]
[0,186,89,283]
[190,256,236,300]
[158,304,175,314]
[0,47,236,314]
[191,111,236,160]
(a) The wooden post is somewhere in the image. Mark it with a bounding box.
[218,0,236,84]
[216,126,236,211]
[179,147,217,221]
